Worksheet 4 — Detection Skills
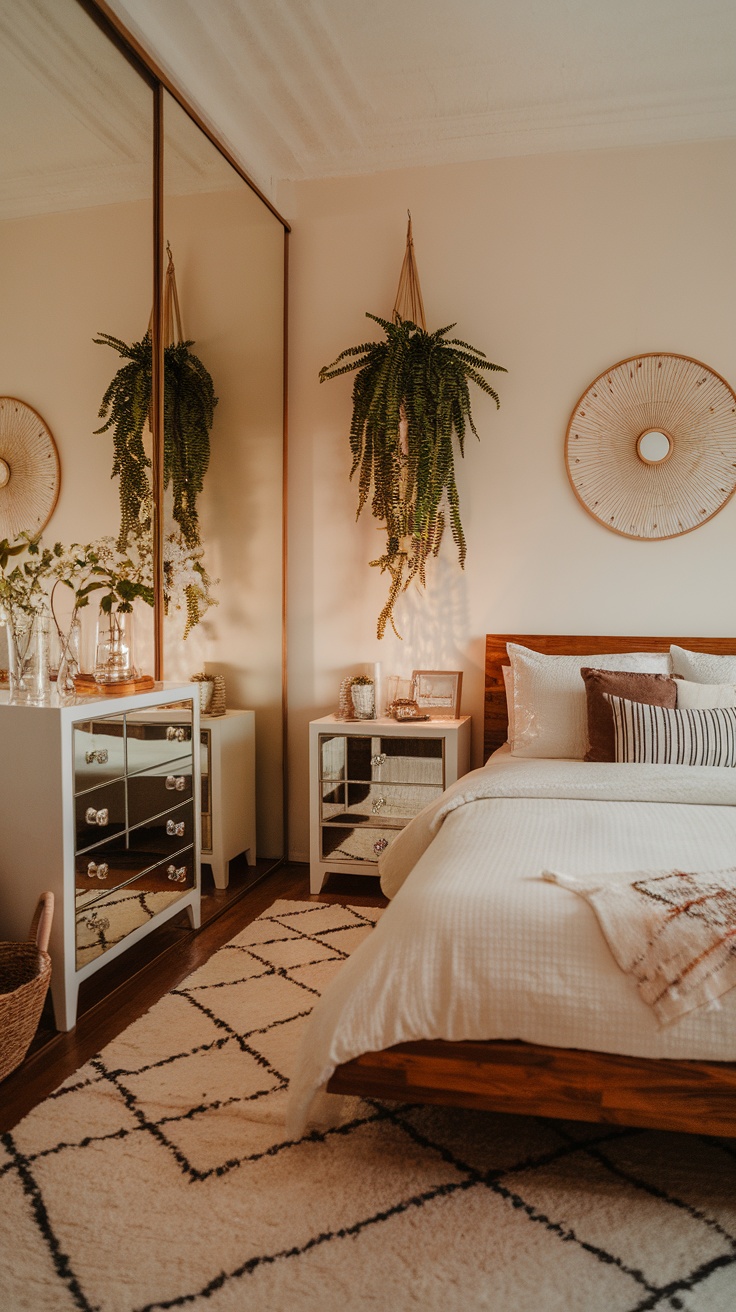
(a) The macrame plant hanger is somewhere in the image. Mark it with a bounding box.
[162,242,184,347]
[392,213,426,550]
[393,211,426,331]
[149,242,184,347]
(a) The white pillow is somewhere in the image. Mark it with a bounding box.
[670,645,736,684]
[676,678,736,710]
[508,643,671,759]
[501,664,516,745]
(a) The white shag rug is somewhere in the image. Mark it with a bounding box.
[1,899,735,1312]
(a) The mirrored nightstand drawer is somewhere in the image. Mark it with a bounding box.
[321,780,442,825]
[320,824,398,864]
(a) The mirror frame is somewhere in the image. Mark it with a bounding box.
[79,0,290,853]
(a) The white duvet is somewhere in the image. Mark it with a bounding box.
[288,749,736,1133]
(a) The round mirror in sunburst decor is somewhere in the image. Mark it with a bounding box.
[565,354,736,540]
[0,397,60,541]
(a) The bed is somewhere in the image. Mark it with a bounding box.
[288,635,736,1138]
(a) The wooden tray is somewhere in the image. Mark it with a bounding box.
[74,674,155,697]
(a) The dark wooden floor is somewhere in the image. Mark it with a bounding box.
[0,861,386,1134]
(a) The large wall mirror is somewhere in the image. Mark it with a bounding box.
[0,0,287,864]
[162,92,286,857]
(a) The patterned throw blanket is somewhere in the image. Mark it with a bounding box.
[543,867,736,1024]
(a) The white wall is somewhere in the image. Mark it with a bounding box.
[281,139,736,860]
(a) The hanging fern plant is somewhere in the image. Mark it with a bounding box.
[93,332,153,547]
[94,330,217,551]
[320,309,505,638]
[162,339,217,548]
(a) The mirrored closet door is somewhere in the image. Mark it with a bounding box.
[162,92,285,859]
[0,0,287,865]
[0,0,155,668]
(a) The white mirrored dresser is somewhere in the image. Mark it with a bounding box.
[0,683,201,1030]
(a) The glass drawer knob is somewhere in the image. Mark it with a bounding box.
[371,753,387,767]
[371,796,386,814]
[373,838,389,856]
[166,819,185,837]
[87,861,109,879]
[165,775,187,791]
[166,726,187,742]
[167,864,188,883]
[85,807,109,826]
[85,749,109,765]
[84,911,110,932]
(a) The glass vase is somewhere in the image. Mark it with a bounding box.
[6,614,34,703]
[56,615,82,698]
[5,612,50,704]
[30,611,51,704]
[94,608,137,685]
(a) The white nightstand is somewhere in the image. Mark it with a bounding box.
[200,710,256,888]
[141,706,256,889]
[309,714,471,894]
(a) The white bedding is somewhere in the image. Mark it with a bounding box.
[287,747,736,1134]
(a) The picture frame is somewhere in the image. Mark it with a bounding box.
[411,669,463,719]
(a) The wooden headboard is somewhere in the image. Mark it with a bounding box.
[484,634,736,761]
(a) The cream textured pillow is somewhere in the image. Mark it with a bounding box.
[670,645,736,684]
[501,664,516,746]
[676,678,736,710]
[508,643,671,759]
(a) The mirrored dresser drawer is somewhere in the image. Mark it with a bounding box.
[74,780,127,852]
[76,847,196,968]
[73,717,126,792]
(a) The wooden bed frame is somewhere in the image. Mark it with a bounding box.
[327,634,736,1137]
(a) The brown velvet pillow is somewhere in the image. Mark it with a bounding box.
[581,668,677,762]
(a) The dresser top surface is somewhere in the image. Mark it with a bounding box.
[0,682,195,720]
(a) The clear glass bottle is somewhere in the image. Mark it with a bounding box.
[56,614,82,698]
[94,607,136,684]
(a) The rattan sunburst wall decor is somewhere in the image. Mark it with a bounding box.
[565,353,736,540]
[0,398,60,540]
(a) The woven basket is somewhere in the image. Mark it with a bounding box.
[0,892,54,1083]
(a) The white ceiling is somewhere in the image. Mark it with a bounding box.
[0,0,243,219]
[2,0,735,218]
[106,0,736,199]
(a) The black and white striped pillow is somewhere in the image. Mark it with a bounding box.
[604,694,736,766]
